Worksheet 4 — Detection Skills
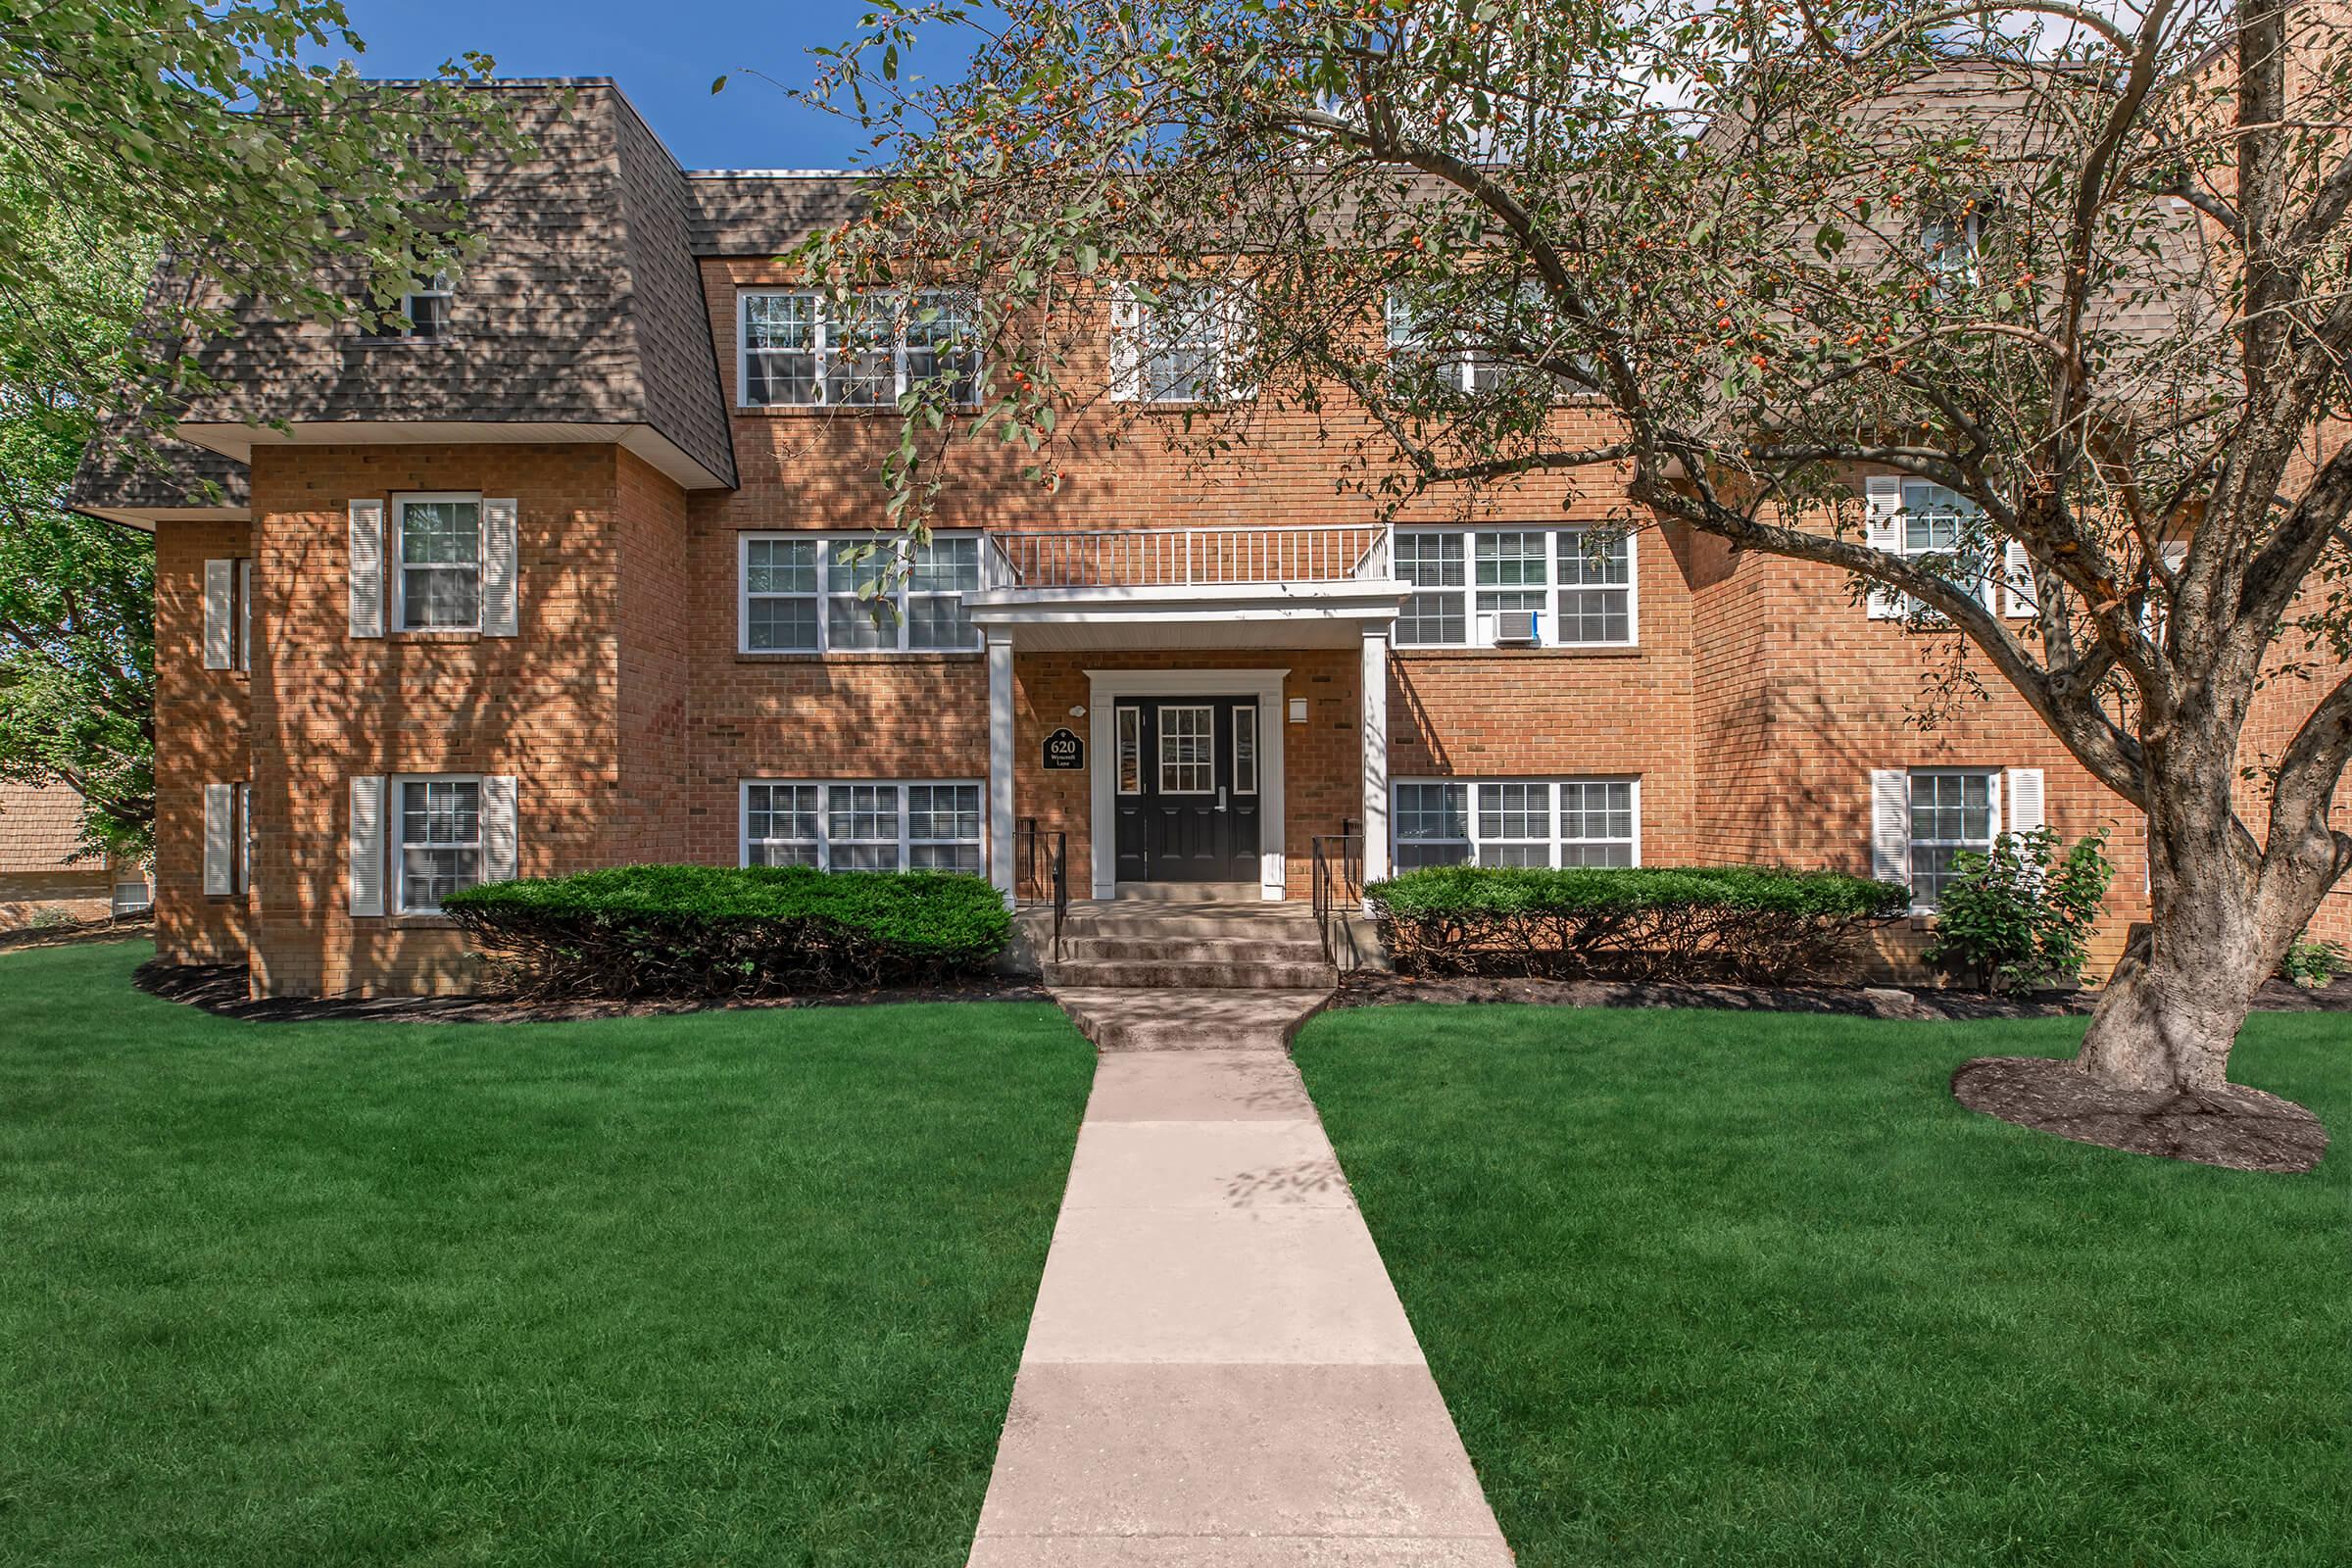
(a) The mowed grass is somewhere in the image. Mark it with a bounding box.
[1293,1003,2349,1568]
[0,942,1095,1568]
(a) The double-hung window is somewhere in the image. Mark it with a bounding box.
[741,781,985,872]
[1906,768,1998,909]
[739,289,983,409]
[1391,527,1635,648]
[1112,281,1248,403]
[396,775,481,913]
[740,533,984,654]
[394,495,481,631]
[1866,479,1995,619]
[1393,778,1639,869]
[1921,209,1982,291]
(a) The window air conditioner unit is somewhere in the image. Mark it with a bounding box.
[1494,609,1542,646]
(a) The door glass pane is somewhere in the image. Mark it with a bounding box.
[1233,706,1258,795]
[1157,705,1213,794]
[1116,707,1142,794]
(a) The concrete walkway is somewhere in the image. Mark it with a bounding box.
[967,989,1513,1566]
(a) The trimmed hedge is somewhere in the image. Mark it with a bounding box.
[1366,864,1910,984]
[441,864,1010,1000]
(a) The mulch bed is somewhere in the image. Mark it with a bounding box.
[1952,1055,2330,1174]
[133,960,1050,1025]
[1336,969,2352,1020]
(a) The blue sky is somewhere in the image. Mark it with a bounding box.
[336,2,975,170]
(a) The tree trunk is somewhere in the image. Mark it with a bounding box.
[2073,750,2336,1094]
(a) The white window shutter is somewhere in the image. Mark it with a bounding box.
[1219,282,1258,400]
[1863,476,1904,619]
[1870,768,1911,887]
[481,499,519,636]
[202,560,233,668]
[350,775,387,916]
[2000,540,2036,619]
[349,500,386,639]
[481,774,518,883]
[202,783,235,895]
[237,558,254,671]
[1106,282,1141,402]
[2006,768,2045,835]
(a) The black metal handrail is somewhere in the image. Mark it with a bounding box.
[1310,817,1363,971]
[1015,816,1069,962]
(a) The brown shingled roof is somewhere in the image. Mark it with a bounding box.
[0,784,96,873]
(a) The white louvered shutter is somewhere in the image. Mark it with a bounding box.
[2000,540,2036,619]
[1870,769,1911,889]
[1863,476,1905,619]
[350,775,387,916]
[2005,768,2045,835]
[1219,282,1258,401]
[481,499,518,636]
[349,500,386,638]
[202,783,235,895]
[1106,282,1142,402]
[480,774,518,883]
[202,560,234,669]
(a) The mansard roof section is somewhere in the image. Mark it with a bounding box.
[167,79,735,490]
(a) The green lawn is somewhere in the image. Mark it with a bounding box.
[0,942,1094,1568]
[1294,1004,2349,1568]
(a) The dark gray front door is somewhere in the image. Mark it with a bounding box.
[1112,698,1261,883]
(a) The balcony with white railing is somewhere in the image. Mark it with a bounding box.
[969,524,1406,649]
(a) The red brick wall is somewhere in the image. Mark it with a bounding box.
[1688,531,2155,973]
[239,443,680,995]
[153,516,255,963]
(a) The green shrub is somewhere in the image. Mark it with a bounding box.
[1365,864,1910,984]
[2280,932,2346,989]
[1924,827,2115,995]
[442,864,1010,1000]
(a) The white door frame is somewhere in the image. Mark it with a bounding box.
[1087,667,1288,900]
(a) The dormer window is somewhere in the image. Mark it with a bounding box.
[400,270,454,339]
[1921,209,1983,287]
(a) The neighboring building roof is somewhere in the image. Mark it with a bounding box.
[0,783,96,873]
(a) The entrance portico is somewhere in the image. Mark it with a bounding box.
[967,525,1404,902]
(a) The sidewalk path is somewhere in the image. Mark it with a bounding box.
[967,989,1513,1566]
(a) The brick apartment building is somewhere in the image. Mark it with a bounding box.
[70,74,2349,997]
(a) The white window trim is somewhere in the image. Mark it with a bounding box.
[1905,766,2003,915]
[737,531,988,656]
[738,779,988,872]
[1875,479,2003,620]
[735,288,983,411]
[1392,525,1638,650]
[1114,280,1251,405]
[1391,776,1642,868]
[391,772,485,915]
[390,492,485,634]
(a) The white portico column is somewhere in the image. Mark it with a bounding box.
[1360,621,1392,883]
[988,632,1016,900]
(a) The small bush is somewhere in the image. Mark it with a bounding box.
[1366,864,1909,984]
[2280,932,2346,990]
[1924,827,2114,995]
[442,864,1010,1000]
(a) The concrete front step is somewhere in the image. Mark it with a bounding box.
[1045,958,1339,991]
[1056,910,1319,943]
[1059,934,1328,964]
